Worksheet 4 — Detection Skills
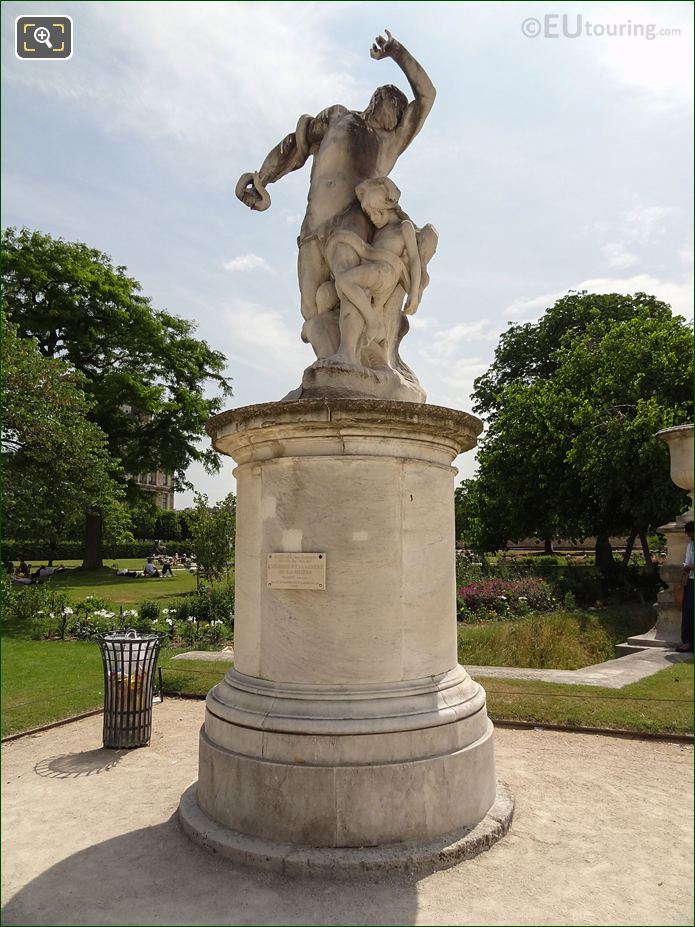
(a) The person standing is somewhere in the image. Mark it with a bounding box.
[676,520,694,653]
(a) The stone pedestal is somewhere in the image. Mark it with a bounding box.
[179,399,512,872]
[629,424,693,649]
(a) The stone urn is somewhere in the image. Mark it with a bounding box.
[659,424,695,507]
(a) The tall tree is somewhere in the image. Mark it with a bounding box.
[469,292,692,572]
[473,291,678,419]
[2,228,232,567]
[189,492,236,586]
[2,312,129,561]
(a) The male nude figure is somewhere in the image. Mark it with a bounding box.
[236,30,436,360]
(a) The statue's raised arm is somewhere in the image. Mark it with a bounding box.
[370,30,436,156]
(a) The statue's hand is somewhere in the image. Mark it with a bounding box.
[235,172,271,212]
[403,294,420,315]
[370,29,401,61]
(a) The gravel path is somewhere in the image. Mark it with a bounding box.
[2,699,692,926]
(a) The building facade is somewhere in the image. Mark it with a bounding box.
[134,471,175,510]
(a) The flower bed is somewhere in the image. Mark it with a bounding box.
[3,575,234,646]
[457,577,556,621]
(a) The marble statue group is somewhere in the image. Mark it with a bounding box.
[236,30,437,402]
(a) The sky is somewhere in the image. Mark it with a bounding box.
[2,1,693,507]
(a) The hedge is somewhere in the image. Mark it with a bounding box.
[2,539,197,562]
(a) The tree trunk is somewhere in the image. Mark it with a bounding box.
[543,535,554,555]
[82,509,103,569]
[46,536,59,567]
[622,528,638,566]
[638,531,654,569]
[594,532,615,577]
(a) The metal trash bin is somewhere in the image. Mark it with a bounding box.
[97,631,162,748]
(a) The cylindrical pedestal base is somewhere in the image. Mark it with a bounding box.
[181,400,507,862]
[179,779,514,877]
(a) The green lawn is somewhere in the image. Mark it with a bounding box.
[17,560,203,606]
[1,639,104,736]
[0,638,232,736]
[481,664,693,735]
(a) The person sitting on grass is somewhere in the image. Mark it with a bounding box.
[143,557,160,578]
[15,559,30,578]
[676,521,694,654]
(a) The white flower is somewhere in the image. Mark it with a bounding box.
[187,616,197,623]
[211,620,223,627]
[161,608,170,615]
[62,606,74,616]
[37,610,44,615]
[123,609,138,618]
[166,618,174,626]
[48,612,55,619]
[85,596,93,600]
[94,609,115,620]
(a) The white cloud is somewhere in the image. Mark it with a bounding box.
[421,319,502,360]
[585,2,693,111]
[504,273,694,322]
[223,253,272,273]
[601,242,638,269]
[2,2,362,162]
[218,299,312,379]
[506,290,560,320]
[622,204,674,245]
[589,200,677,269]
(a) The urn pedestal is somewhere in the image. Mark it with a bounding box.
[629,424,694,649]
[179,399,512,874]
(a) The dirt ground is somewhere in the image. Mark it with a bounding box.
[2,699,693,926]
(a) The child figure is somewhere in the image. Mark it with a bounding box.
[325,177,437,366]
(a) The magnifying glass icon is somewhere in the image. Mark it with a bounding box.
[33,26,53,49]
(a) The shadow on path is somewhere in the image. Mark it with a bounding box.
[2,815,420,926]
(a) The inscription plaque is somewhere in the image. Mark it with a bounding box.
[267,553,326,590]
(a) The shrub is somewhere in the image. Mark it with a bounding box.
[138,601,161,622]
[176,617,202,646]
[3,580,72,637]
[204,620,227,646]
[74,595,111,615]
[172,584,234,628]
